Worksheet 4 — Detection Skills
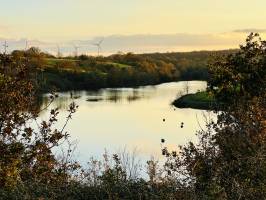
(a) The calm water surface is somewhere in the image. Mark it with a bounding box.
[40,81,213,164]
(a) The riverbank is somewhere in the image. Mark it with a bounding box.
[172,91,217,110]
[37,51,215,92]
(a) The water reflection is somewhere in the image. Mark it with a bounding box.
[42,87,156,107]
[39,81,213,165]
[42,95,73,110]
[86,97,104,102]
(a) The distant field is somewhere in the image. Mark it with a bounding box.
[46,58,78,65]
[44,58,86,73]
[104,62,132,68]
[45,58,132,71]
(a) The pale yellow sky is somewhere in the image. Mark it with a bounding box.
[1,0,266,40]
[1,0,266,53]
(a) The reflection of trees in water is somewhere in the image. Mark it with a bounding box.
[86,97,104,102]
[106,89,123,103]
[38,86,156,110]
[39,91,84,111]
[127,89,142,102]
[105,89,145,103]
[85,90,103,96]
[88,88,153,103]
[127,95,141,102]
[41,95,73,110]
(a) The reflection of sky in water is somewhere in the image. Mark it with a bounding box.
[39,81,215,166]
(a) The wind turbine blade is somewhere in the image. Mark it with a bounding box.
[99,38,104,44]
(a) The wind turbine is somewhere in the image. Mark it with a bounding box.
[92,38,104,56]
[25,39,32,51]
[3,41,8,54]
[57,45,62,58]
[25,39,28,50]
[73,44,81,57]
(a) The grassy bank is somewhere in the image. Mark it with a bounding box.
[173,91,217,110]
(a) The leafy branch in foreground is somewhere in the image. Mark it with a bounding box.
[162,33,266,199]
[0,52,78,189]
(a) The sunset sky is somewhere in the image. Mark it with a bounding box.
[1,0,266,54]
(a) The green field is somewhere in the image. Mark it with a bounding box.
[45,58,132,72]
[46,58,78,65]
[102,61,132,68]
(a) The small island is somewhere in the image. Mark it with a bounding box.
[172,91,217,110]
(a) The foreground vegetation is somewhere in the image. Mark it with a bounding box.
[0,33,265,199]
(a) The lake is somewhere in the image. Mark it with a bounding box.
[39,81,213,166]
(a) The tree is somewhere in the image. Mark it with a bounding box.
[0,53,78,190]
[162,33,266,199]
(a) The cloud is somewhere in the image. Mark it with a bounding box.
[71,33,243,55]
[233,28,266,33]
[0,32,252,55]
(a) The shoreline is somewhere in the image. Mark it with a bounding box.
[40,78,207,93]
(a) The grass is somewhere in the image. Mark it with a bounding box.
[45,59,132,72]
[45,58,78,66]
[100,61,133,68]
[173,91,217,110]
[45,58,84,71]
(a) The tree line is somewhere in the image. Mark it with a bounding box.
[8,47,235,92]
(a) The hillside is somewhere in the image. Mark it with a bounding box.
[12,48,237,92]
